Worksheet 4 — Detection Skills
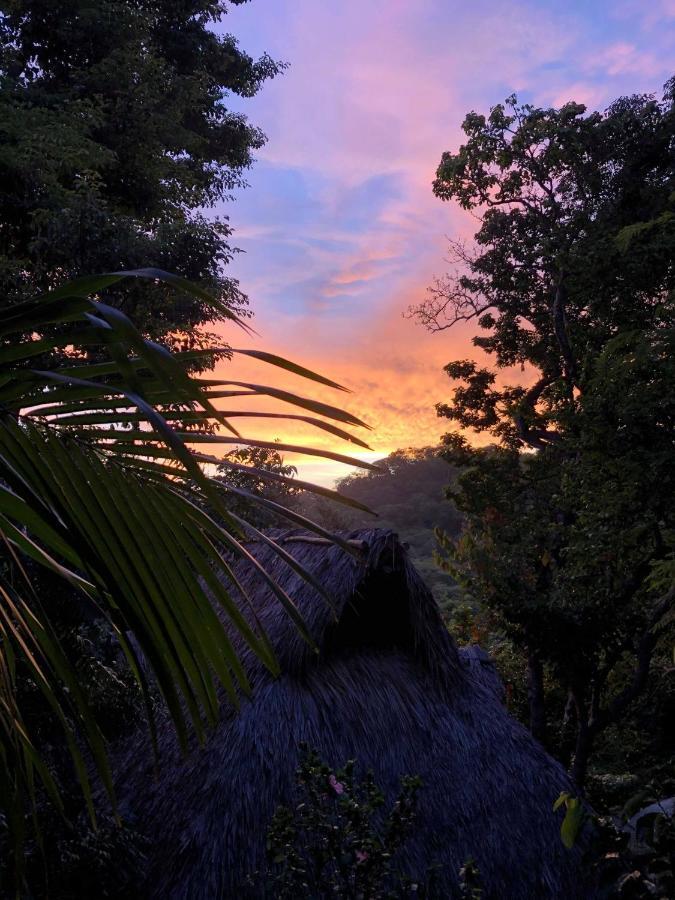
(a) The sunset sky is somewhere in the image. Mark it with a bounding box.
[211,0,675,486]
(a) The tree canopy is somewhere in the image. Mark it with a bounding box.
[0,0,283,350]
[418,81,675,786]
[409,82,675,448]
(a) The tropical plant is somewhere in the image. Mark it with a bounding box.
[555,787,675,898]
[253,745,429,898]
[412,80,675,784]
[0,268,375,876]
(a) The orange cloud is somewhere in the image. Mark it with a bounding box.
[216,0,674,485]
[210,280,535,486]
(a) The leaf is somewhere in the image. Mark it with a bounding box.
[560,797,585,849]
[230,349,350,392]
[213,455,376,515]
[553,792,570,812]
[197,380,371,429]
[0,267,370,862]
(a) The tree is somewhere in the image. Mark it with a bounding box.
[0,0,283,353]
[415,82,675,786]
[216,444,300,527]
[408,81,675,446]
[0,269,372,887]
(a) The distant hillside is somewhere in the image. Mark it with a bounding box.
[297,448,463,601]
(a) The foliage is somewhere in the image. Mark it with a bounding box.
[252,746,436,899]
[0,0,284,352]
[553,792,587,850]
[0,807,148,900]
[416,80,675,786]
[560,786,675,899]
[0,269,372,885]
[408,82,675,445]
[436,325,675,782]
[216,444,300,528]
[457,858,483,900]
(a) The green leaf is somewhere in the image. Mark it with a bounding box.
[553,791,570,812]
[0,267,372,863]
[230,349,350,392]
[560,797,584,849]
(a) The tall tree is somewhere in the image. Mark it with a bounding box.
[413,82,675,785]
[0,0,283,352]
[409,82,675,444]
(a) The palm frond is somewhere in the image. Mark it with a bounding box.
[0,269,374,862]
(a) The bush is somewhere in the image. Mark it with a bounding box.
[252,746,438,898]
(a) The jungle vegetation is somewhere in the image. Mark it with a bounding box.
[407,80,675,816]
[0,2,372,893]
[0,0,673,894]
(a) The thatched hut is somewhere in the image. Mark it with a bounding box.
[114,529,586,898]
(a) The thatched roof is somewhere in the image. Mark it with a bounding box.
[113,529,587,898]
[459,643,507,703]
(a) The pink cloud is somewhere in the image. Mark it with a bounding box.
[549,82,607,111]
[587,42,667,80]
[216,0,675,485]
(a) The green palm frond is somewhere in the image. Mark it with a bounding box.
[0,269,374,868]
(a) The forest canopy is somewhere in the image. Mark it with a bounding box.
[0,0,284,353]
[410,82,675,790]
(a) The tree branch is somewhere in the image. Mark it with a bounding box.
[405,277,493,333]
[551,276,578,387]
[513,374,562,449]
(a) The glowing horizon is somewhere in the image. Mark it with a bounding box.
[209,0,675,487]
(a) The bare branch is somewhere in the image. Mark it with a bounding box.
[405,287,492,333]
[406,245,496,333]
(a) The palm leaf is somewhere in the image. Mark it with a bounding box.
[0,268,374,863]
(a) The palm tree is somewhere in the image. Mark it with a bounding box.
[0,269,373,864]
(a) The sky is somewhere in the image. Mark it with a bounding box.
[210,0,675,486]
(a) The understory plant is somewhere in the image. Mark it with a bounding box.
[562,785,675,899]
[255,746,435,898]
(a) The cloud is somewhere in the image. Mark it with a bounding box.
[585,41,668,81]
[214,0,675,484]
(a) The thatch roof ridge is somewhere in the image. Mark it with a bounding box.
[225,527,464,689]
[458,644,507,702]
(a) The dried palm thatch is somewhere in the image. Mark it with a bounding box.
[113,529,587,898]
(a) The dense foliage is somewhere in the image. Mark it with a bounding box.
[0,8,379,890]
[0,270,371,892]
[0,0,283,351]
[409,81,675,432]
[253,747,436,898]
[587,790,675,898]
[411,81,675,790]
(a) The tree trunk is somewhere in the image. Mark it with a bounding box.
[527,649,547,746]
[552,275,578,389]
[558,690,577,768]
[569,692,594,789]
